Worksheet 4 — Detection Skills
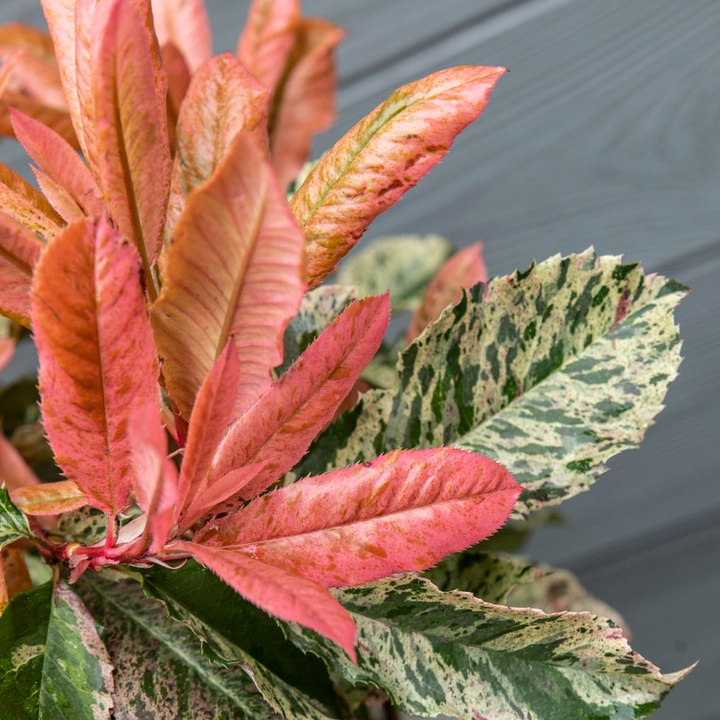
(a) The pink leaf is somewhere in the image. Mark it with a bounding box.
[0,334,15,372]
[237,0,299,94]
[207,294,390,507]
[180,541,357,662]
[165,53,269,237]
[0,211,44,327]
[270,18,344,189]
[10,107,103,219]
[91,0,172,267]
[175,340,240,520]
[32,217,159,517]
[151,132,305,418]
[151,0,212,73]
[406,242,488,343]
[197,448,521,587]
[290,66,506,286]
[128,402,177,551]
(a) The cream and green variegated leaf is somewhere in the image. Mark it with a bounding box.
[135,563,344,720]
[58,506,108,546]
[337,235,454,313]
[0,580,114,719]
[424,549,536,604]
[0,486,32,549]
[285,575,691,720]
[77,574,279,720]
[297,250,686,516]
[426,549,629,632]
[278,285,358,375]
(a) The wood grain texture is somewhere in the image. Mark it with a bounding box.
[1,0,719,717]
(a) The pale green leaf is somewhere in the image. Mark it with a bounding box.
[286,575,691,719]
[134,563,344,720]
[298,250,686,516]
[0,486,32,549]
[77,574,279,719]
[279,285,358,375]
[57,506,108,546]
[337,235,453,313]
[0,580,114,719]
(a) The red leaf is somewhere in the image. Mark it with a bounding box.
[32,217,159,517]
[150,0,212,73]
[0,432,40,491]
[197,448,521,587]
[207,294,390,507]
[180,541,357,662]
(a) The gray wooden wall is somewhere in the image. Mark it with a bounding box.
[2,1,718,717]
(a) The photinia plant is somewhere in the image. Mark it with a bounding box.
[0,0,694,718]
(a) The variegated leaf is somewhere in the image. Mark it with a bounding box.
[337,234,453,313]
[197,448,520,588]
[165,53,268,237]
[10,480,87,516]
[278,284,358,375]
[0,487,32,550]
[269,18,344,190]
[298,251,686,517]
[152,132,305,418]
[424,549,536,604]
[58,506,108,546]
[406,241,488,342]
[78,574,279,719]
[207,294,390,506]
[150,0,212,73]
[0,580,114,719]
[286,574,691,720]
[33,218,159,517]
[290,66,505,286]
[136,562,345,719]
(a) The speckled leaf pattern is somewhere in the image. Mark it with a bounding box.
[279,284,358,375]
[289,65,505,286]
[424,549,536,604]
[298,251,686,517]
[337,235,453,313]
[11,479,87,516]
[137,562,344,719]
[78,574,279,720]
[285,574,691,720]
[0,487,32,550]
[0,580,114,719]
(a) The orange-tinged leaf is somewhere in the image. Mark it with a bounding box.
[151,0,212,73]
[0,211,45,327]
[152,132,305,418]
[33,170,85,223]
[10,479,87,516]
[161,41,191,154]
[290,65,506,286]
[0,96,77,149]
[32,217,159,516]
[0,161,63,240]
[270,18,344,190]
[92,0,172,267]
[0,432,40,491]
[165,53,268,237]
[198,448,521,587]
[237,0,299,94]
[0,334,14,372]
[10,107,103,219]
[0,548,32,614]
[207,294,390,506]
[179,541,357,662]
[40,0,90,156]
[175,340,240,521]
[406,242,488,343]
